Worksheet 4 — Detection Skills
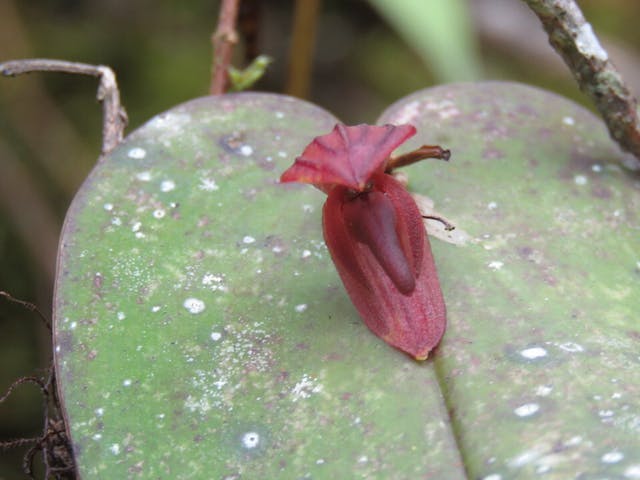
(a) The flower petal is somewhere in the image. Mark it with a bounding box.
[281,124,416,191]
[323,174,446,360]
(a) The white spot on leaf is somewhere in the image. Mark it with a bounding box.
[535,385,553,397]
[136,170,151,181]
[160,179,175,192]
[488,261,504,270]
[239,145,253,156]
[514,403,540,417]
[242,432,260,449]
[183,298,205,314]
[291,374,323,401]
[199,177,219,191]
[558,342,584,352]
[602,451,624,464]
[574,175,588,185]
[520,347,547,360]
[625,465,640,479]
[128,147,146,159]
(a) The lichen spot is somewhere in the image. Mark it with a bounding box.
[488,260,504,271]
[536,385,553,396]
[210,332,222,341]
[136,171,152,181]
[241,432,260,449]
[239,145,254,156]
[520,347,547,360]
[199,177,219,191]
[562,116,575,126]
[514,403,540,417]
[161,179,176,192]
[558,342,584,352]
[601,451,624,464]
[625,465,640,479]
[574,175,588,185]
[183,298,205,314]
[576,23,609,61]
[128,147,146,159]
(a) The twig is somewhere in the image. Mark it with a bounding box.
[0,58,127,154]
[210,0,241,95]
[286,0,321,98]
[0,291,51,330]
[522,0,640,162]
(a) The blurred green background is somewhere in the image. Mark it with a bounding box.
[1,0,639,477]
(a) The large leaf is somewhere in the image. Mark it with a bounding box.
[377,82,640,478]
[54,93,464,478]
[55,84,640,479]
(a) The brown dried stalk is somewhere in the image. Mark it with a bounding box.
[0,58,127,154]
[210,0,241,94]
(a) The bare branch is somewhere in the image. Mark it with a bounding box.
[210,0,241,95]
[0,291,51,330]
[522,0,640,163]
[0,58,127,154]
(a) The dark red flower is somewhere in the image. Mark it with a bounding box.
[281,124,446,360]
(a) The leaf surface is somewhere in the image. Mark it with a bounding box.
[54,93,464,478]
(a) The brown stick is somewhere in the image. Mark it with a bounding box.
[522,0,640,163]
[0,58,127,154]
[210,0,241,95]
[286,0,321,98]
[0,291,51,330]
[387,145,451,171]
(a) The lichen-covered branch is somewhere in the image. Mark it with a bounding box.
[210,0,241,95]
[522,0,640,163]
[0,58,127,154]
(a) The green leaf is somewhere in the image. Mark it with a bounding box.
[54,93,464,478]
[367,0,481,82]
[377,82,640,478]
[55,84,640,478]
[228,55,273,92]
